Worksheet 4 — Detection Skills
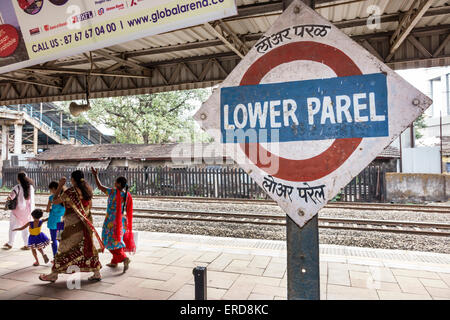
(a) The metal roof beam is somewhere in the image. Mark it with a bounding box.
[386,0,433,62]
[0,74,62,89]
[335,6,450,29]
[433,33,450,58]
[203,21,248,58]
[23,67,150,79]
[93,49,152,76]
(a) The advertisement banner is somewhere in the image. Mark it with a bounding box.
[0,0,237,74]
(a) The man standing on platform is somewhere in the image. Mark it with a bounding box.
[91,167,135,273]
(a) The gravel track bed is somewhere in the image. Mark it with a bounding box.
[26,194,450,222]
[1,195,448,254]
[99,198,449,223]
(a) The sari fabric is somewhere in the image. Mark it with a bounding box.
[102,188,135,253]
[52,187,104,273]
[102,188,126,250]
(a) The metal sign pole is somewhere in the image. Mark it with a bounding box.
[285,0,320,299]
[286,215,320,300]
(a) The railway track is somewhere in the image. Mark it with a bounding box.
[1,192,449,214]
[2,201,448,237]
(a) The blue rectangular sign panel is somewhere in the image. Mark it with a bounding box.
[220,73,389,143]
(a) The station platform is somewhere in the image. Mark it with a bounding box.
[0,221,449,300]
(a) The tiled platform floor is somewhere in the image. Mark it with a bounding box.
[0,221,449,300]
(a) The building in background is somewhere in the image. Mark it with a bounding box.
[0,102,113,183]
[424,66,450,139]
[32,143,400,171]
[389,67,450,174]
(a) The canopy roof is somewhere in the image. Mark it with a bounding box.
[0,0,449,104]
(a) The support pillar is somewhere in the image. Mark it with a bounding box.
[33,127,38,155]
[286,215,320,300]
[1,125,8,161]
[13,123,23,155]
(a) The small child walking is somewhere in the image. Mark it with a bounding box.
[46,181,65,259]
[13,209,50,266]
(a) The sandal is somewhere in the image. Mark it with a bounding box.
[39,274,57,283]
[123,258,130,273]
[20,246,30,251]
[33,262,39,267]
[88,275,102,282]
[106,263,118,268]
[2,243,12,250]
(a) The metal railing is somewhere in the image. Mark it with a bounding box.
[2,166,387,202]
[3,104,93,145]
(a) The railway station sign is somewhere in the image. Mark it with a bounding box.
[194,0,432,228]
[0,0,237,74]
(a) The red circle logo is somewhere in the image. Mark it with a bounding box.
[239,41,363,182]
[0,25,20,58]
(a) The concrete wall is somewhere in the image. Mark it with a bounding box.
[386,173,449,203]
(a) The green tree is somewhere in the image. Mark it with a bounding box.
[414,113,427,140]
[57,89,212,144]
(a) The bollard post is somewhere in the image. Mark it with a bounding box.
[192,266,207,300]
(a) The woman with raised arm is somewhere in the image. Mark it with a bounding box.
[91,167,134,273]
[39,170,104,283]
[3,171,35,250]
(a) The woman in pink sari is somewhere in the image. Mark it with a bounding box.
[3,172,35,250]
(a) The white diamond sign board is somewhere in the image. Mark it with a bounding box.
[194,0,432,228]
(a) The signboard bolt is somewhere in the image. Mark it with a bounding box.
[297,209,305,216]
[200,113,207,120]
[412,99,420,106]
[294,6,301,14]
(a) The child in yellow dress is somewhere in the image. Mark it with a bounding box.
[13,209,50,266]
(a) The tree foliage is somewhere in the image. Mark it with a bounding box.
[414,113,427,140]
[57,89,212,144]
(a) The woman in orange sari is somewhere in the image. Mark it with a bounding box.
[39,170,104,282]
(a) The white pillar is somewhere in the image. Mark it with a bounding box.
[13,123,23,155]
[1,125,8,160]
[33,127,38,155]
